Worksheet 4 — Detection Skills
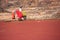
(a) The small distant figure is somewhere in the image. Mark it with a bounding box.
[12,7,26,21]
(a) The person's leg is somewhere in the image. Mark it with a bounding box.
[18,18,23,21]
[18,17,24,21]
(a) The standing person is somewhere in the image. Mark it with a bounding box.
[12,7,24,21]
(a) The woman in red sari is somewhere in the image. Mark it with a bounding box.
[12,7,24,21]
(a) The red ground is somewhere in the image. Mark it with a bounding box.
[0,20,60,40]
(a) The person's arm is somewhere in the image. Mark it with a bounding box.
[12,10,16,19]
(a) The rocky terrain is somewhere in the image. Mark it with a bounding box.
[0,0,60,21]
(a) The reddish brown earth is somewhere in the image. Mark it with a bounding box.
[0,20,60,40]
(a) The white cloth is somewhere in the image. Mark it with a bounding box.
[19,8,22,11]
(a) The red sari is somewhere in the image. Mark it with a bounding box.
[16,9,23,18]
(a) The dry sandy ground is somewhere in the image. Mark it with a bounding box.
[0,20,60,40]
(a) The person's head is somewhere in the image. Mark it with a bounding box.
[20,6,23,8]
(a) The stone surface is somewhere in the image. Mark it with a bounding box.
[0,0,60,21]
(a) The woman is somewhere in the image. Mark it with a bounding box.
[12,7,24,21]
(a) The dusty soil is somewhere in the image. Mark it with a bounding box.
[0,20,60,40]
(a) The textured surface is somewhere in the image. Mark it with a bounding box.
[0,20,60,40]
[0,0,60,20]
